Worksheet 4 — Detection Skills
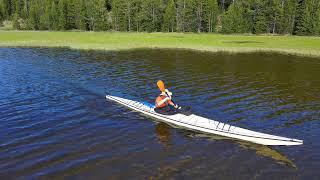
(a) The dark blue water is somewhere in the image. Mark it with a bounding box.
[0,48,319,179]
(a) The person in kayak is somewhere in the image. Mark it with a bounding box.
[154,80,179,115]
[155,89,178,108]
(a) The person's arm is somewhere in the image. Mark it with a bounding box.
[168,100,174,106]
[168,100,179,108]
[156,97,170,107]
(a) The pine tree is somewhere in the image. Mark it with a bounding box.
[26,0,40,30]
[58,0,67,30]
[93,0,108,31]
[132,0,143,32]
[254,0,268,33]
[195,0,205,33]
[1,0,10,19]
[21,0,28,20]
[122,1,132,31]
[12,12,20,29]
[85,0,96,31]
[163,0,176,32]
[184,0,197,32]
[176,0,186,32]
[315,1,320,35]
[111,0,126,31]
[49,1,58,30]
[67,0,77,30]
[278,0,297,34]
[295,0,320,35]
[39,0,50,30]
[0,1,4,23]
[12,0,22,17]
[139,0,164,32]
[205,0,219,32]
[176,0,198,32]
[222,0,251,33]
[75,0,87,30]
[268,0,282,34]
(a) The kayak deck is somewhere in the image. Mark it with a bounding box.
[106,95,303,146]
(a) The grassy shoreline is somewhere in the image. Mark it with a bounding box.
[0,31,320,57]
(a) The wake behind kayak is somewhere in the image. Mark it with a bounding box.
[106,95,303,146]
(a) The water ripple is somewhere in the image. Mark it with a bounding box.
[0,48,319,179]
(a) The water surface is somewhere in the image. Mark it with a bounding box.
[0,48,319,179]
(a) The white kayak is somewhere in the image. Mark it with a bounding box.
[106,95,303,146]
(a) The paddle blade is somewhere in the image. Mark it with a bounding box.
[157,80,165,92]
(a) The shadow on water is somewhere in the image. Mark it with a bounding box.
[154,122,296,168]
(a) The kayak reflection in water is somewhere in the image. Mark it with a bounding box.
[154,80,191,115]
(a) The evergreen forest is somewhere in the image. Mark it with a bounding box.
[0,0,320,35]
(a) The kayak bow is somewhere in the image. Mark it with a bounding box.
[106,95,303,146]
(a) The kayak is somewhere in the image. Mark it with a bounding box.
[106,95,303,146]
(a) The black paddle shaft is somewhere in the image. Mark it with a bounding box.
[165,92,177,106]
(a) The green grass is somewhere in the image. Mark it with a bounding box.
[0,31,320,57]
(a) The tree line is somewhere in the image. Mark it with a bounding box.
[0,0,319,35]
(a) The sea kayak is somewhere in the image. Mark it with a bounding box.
[106,95,303,146]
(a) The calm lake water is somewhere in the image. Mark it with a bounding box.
[0,48,319,179]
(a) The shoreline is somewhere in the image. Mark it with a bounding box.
[0,31,319,58]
